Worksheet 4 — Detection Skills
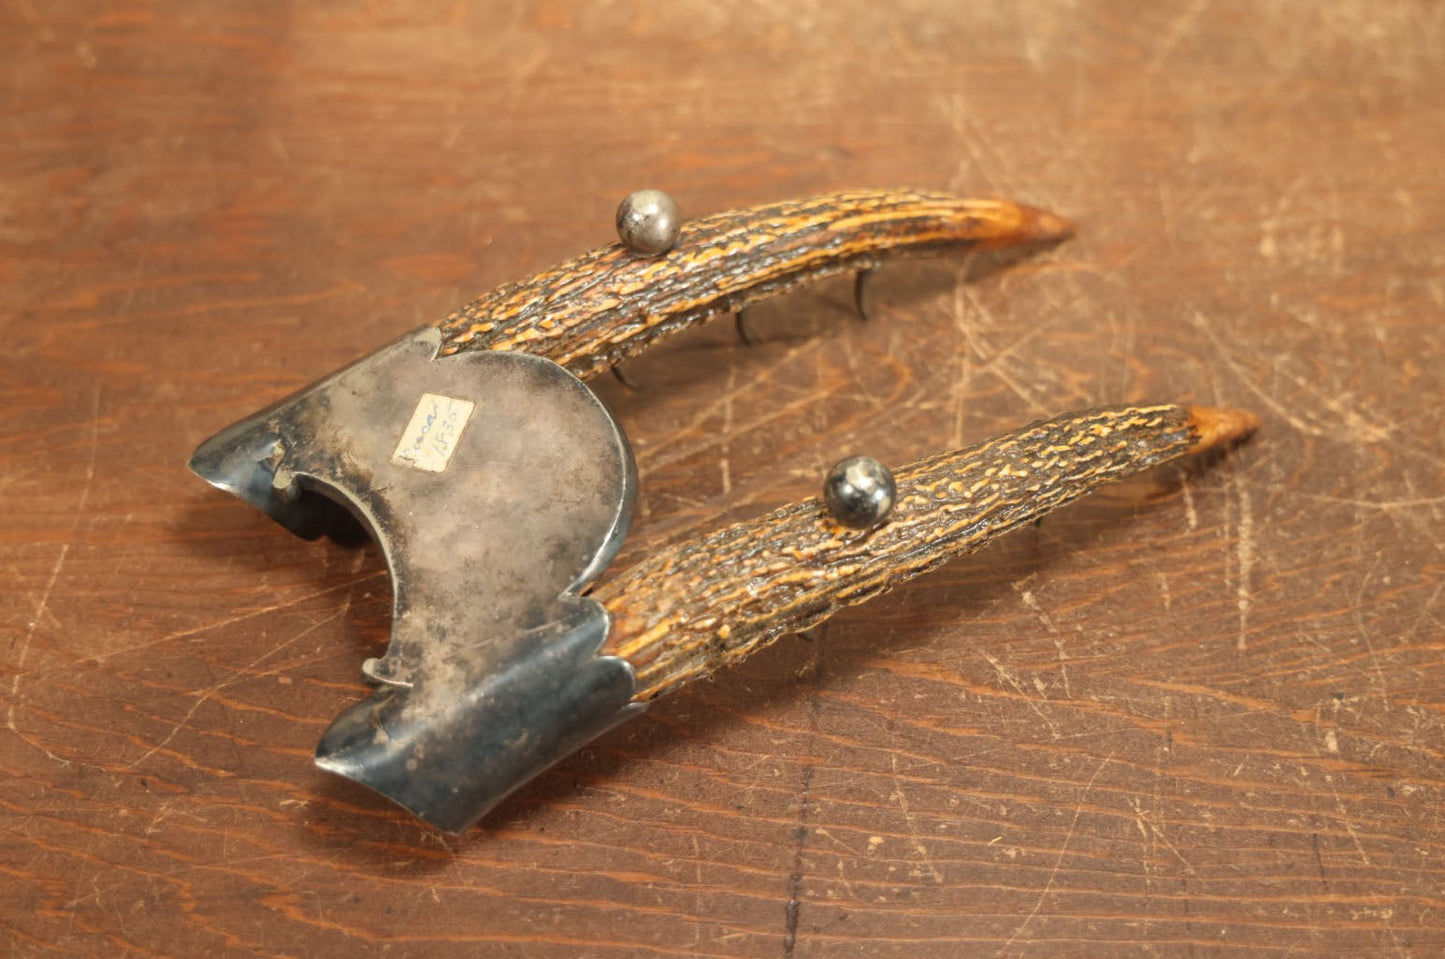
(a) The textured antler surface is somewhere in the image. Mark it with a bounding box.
[434,189,1073,379]
[598,404,1257,702]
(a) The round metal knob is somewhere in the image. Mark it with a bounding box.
[615,189,681,256]
[823,455,896,528]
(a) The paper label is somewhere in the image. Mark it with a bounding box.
[390,392,475,473]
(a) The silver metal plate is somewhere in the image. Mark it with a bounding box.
[189,327,642,831]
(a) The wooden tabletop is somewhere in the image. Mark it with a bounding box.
[4,2,1442,956]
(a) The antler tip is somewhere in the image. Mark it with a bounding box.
[1024,207,1077,244]
[1185,405,1260,451]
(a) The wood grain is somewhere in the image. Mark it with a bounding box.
[3,1,1443,957]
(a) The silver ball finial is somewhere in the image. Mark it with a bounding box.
[823,455,896,529]
[616,189,681,256]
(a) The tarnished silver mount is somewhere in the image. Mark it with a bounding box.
[188,328,644,833]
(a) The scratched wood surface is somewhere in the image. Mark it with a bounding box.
[2,1,1442,956]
